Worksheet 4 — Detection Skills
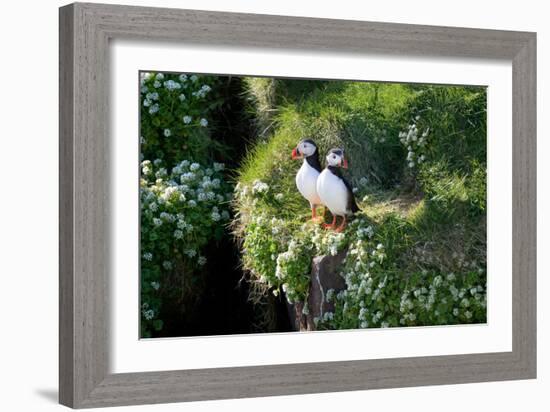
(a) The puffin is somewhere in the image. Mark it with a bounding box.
[316,148,360,232]
[291,139,324,220]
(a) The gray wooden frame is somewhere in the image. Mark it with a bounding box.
[59,2,536,408]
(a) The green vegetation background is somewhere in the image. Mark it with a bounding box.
[235,78,486,330]
[139,73,487,336]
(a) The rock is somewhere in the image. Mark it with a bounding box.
[306,250,348,327]
[286,249,347,331]
[286,301,308,331]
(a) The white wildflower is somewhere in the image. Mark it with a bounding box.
[148,103,159,114]
[163,80,181,90]
[252,179,269,194]
[143,309,155,320]
[159,211,174,222]
[184,249,196,258]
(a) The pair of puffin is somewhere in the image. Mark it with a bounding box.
[292,139,359,232]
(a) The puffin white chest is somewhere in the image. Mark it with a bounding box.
[295,161,321,206]
[316,169,349,216]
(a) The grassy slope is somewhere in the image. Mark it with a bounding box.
[234,78,487,329]
[238,79,412,211]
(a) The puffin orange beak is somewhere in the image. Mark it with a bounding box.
[292,147,302,160]
[342,158,348,169]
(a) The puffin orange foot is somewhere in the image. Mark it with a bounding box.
[310,207,323,222]
[334,217,347,232]
[323,216,337,230]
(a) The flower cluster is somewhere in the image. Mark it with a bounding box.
[275,238,313,304]
[140,158,232,336]
[399,117,429,169]
[140,72,224,166]
[311,228,346,257]
[238,176,356,306]
[252,180,269,194]
[314,217,487,330]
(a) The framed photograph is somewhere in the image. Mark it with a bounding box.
[59,2,536,408]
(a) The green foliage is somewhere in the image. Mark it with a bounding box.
[242,77,278,140]
[407,85,487,173]
[316,216,486,329]
[236,182,348,304]
[139,72,235,337]
[140,159,232,337]
[140,72,227,167]
[400,85,487,217]
[418,161,487,219]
